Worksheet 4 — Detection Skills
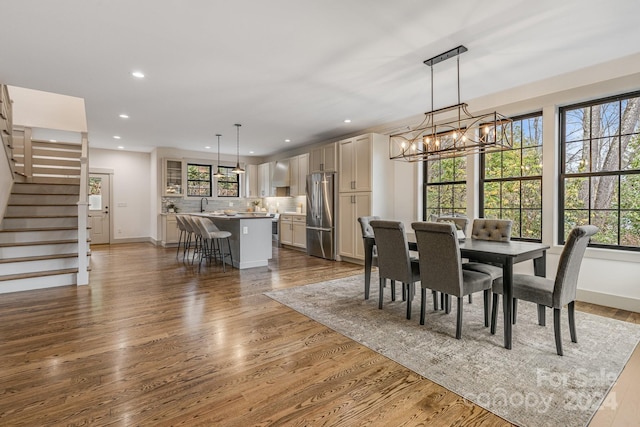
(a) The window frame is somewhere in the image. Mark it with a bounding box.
[559,90,640,251]
[422,154,467,220]
[186,163,212,197]
[215,165,240,198]
[479,112,544,242]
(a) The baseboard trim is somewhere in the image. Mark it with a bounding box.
[577,289,640,313]
[109,237,155,245]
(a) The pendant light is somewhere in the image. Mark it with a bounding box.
[232,123,245,174]
[213,133,224,178]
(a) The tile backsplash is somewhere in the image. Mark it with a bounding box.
[162,196,305,214]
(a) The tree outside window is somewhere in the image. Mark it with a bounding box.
[481,113,543,241]
[187,163,211,197]
[560,92,640,249]
[423,136,467,219]
[216,166,239,197]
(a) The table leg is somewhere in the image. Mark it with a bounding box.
[503,259,514,349]
[533,251,546,277]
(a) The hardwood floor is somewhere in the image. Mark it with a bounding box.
[0,243,636,426]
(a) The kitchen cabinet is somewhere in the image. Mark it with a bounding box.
[338,133,388,193]
[163,158,183,197]
[246,164,259,198]
[338,192,371,260]
[309,142,337,172]
[258,162,272,197]
[337,133,395,262]
[161,214,180,247]
[280,214,306,249]
[289,153,309,196]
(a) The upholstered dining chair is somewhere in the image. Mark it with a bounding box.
[358,216,380,300]
[491,225,598,355]
[412,221,492,339]
[462,218,513,312]
[370,220,422,320]
[436,215,471,306]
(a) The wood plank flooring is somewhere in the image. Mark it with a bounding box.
[0,243,636,426]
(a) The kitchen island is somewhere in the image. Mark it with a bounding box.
[191,213,273,269]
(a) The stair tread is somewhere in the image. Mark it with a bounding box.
[0,268,79,282]
[0,239,80,248]
[3,214,78,218]
[0,227,82,233]
[0,253,79,264]
[8,203,79,206]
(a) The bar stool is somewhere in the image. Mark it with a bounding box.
[175,215,189,260]
[193,217,234,272]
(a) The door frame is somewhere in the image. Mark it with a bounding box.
[89,168,114,244]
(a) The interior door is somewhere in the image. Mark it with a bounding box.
[89,173,111,244]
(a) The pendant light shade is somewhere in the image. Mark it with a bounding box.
[213,133,224,178]
[232,123,245,174]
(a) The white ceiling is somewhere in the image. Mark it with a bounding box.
[1,0,639,157]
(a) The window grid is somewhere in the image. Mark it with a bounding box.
[423,155,467,219]
[559,91,640,250]
[187,163,212,197]
[216,166,239,198]
[480,113,543,242]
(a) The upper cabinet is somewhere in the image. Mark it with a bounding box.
[309,142,337,172]
[289,153,309,196]
[338,134,379,193]
[258,162,272,197]
[246,164,259,198]
[163,158,183,197]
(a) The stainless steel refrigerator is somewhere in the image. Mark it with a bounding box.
[306,172,336,260]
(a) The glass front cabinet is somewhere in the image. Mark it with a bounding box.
[163,158,184,197]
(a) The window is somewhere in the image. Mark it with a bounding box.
[216,166,239,197]
[423,136,467,219]
[480,113,543,241]
[560,92,640,249]
[187,163,212,197]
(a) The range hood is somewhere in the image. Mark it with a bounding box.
[271,159,290,187]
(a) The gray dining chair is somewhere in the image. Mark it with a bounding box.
[358,216,380,300]
[412,221,492,339]
[462,218,513,313]
[370,220,423,320]
[491,225,598,355]
[436,215,470,306]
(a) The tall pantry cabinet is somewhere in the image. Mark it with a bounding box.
[337,133,394,261]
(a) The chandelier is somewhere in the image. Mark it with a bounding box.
[232,123,245,174]
[389,46,513,162]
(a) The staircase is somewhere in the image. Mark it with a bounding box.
[0,123,90,293]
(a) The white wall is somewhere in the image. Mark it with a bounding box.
[9,86,87,132]
[90,148,151,242]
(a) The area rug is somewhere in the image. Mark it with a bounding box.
[265,273,640,427]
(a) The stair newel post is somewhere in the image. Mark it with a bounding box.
[76,132,89,285]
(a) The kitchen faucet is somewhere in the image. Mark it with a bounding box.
[200,198,208,212]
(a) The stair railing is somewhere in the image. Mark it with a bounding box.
[77,132,89,285]
[1,84,14,221]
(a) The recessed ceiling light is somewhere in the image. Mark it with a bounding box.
[119,114,129,119]
[113,135,121,139]
[205,146,211,149]
[284,139,291,143]
[50,139,57,142]
[344,119,352,123]
[131,71,145,79]
[117,146,124,150]
[249,151,254,154]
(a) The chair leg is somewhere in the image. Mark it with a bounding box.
[468,293,473,304]
[402,282,407,302]
[406,283,412,320]
[538,304,546,326]
[220,239,226,272]
[390,280,396,302]
[440,293,445,311]
[483,289,490,327]
[456,297,463,339]
[568,301,577,343]
[176,230,184,258]
[490,293,499,335]
[554,308,563,356]
[227,237,234,269]
[420,288,427,325]
[445,295,452,314]
[378,277,385,309]
[432,291,438,311]
[512,298,518,324]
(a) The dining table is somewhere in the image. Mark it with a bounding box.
[363,234,550,349]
